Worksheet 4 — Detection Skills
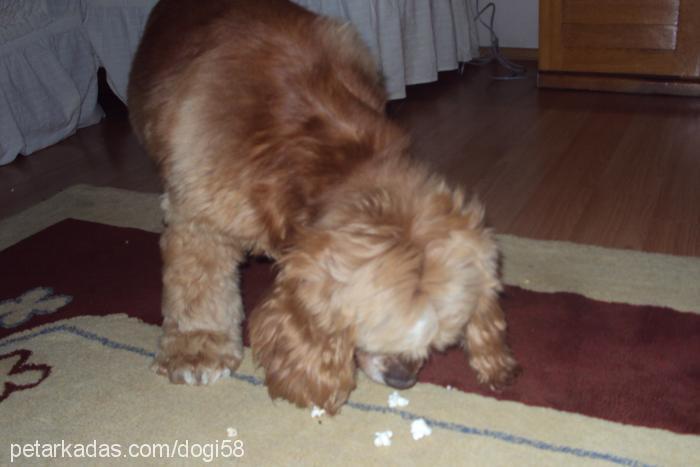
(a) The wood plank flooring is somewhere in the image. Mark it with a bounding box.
[1,62,699,256]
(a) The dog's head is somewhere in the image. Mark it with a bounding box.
[249,179,500,414]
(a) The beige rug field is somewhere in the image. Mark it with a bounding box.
[1,185,698,466]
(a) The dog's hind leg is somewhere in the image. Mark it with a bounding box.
[153,218,245,385]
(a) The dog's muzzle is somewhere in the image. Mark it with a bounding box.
[355,350,423,389]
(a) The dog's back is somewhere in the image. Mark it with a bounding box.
[127,0,404,250]
[128,0,386,165]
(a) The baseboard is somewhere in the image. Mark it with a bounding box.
[538,71,700,97]
[479,47,538,61]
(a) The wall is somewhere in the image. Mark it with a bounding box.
[473,0,539,49]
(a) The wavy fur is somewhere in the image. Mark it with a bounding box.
[128,0,518,414]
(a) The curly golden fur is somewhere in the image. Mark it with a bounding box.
[128,0,518,414]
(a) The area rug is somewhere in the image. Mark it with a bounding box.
[1,185,698,466]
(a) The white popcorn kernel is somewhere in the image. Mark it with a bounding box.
[311,406,326,418]
[411,419,432,440]
[387,391,409,408]
[374,430,393,447]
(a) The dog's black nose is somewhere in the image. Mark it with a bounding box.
[383,359,419,389]
[384,373,417,389]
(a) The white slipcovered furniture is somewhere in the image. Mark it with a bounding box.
[0,0,477,165]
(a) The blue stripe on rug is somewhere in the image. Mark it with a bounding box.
[0,324,653,467]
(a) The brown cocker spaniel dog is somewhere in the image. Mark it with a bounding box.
[128,0,518,414]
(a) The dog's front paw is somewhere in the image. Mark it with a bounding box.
[153,360,236,385]
[152,330,242,385]
[473,353,520,392]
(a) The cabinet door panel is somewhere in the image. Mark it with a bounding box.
[562,0,680,25]
[562,24,677,51]
[540,0,700,77]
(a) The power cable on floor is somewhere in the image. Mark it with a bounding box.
[461,0,528,80]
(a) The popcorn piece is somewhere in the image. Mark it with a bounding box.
[446,385,453,390]
[387,391,409,408]
[411,419,432,440]
[311,406,326,418]
[374,430,393,447]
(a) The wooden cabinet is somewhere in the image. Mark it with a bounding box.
[538,0,700,95]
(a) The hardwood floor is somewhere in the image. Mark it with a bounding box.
[1,62,699,256]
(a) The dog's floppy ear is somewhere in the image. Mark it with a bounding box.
[249,275,356,415]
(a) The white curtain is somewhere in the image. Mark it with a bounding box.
[0,0,477,165]
[293,0,477,99]
[84,0,477,101]
[0,0,102,166]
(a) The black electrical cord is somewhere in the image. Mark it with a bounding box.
[460,0,528,80]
